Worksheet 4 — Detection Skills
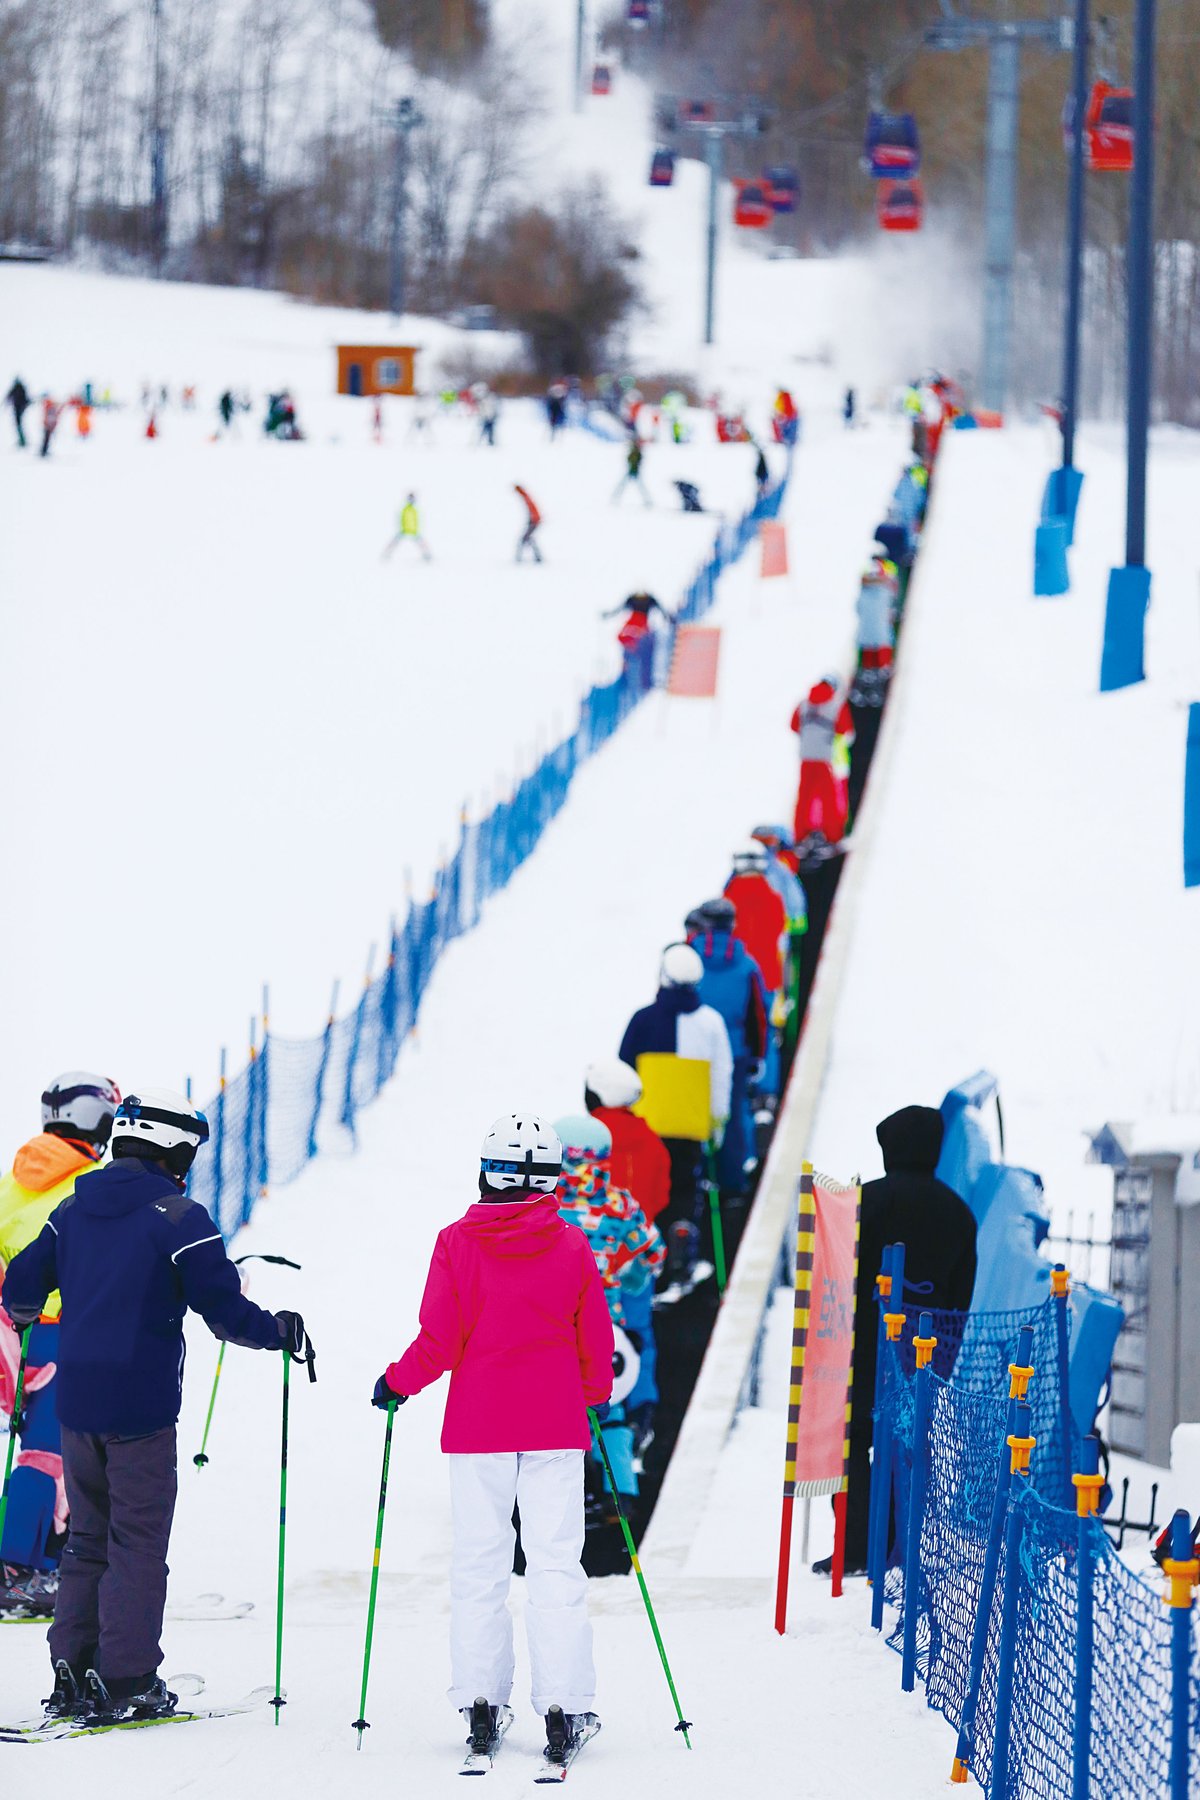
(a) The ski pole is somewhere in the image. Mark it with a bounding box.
[0,1326,33,1549]
[273,1352,291,1725]
[587,1407,692,1748]
[194,1256,300,1469]
[351,1399,397,1749]
[193,1343,225,1468]
[705,1145,727,1294]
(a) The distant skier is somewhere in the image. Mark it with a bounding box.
[217,390,235,433]
[384,493,432,563]
[612,438,651,507]
[843,386,857,428]
[514,484,543,563]
[478,389,499,447]
[545,382,568,438]
[602,590,669,649]
[2,1088,307,1723]
[6,377,30,448]
[39,396,62,459]
[673,479,703,513]
[0,1074,122,1621]
[371,1114,611,1773]
[791,674,854,845]
[753,445,770,496]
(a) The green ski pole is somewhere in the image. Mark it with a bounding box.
[272,1352,291,1726]
[193,1343,225,1469]
[194,1255,301,1470]
[705,1144,727,1295]
[587,1408,692,1748]
[0,1327,33,1549]
[351,1399,397,1749]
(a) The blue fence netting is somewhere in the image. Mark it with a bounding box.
[188,459,791,1241]
[872,1302,1200,1799]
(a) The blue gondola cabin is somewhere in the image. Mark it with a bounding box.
[649,149,675,188]
[865,111,921,179]
[764,166,800,213]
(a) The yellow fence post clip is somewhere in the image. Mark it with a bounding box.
[1007,1431,1036,1477]
[913,1328,938,1370]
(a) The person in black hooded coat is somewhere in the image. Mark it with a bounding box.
[827,1104,977,1574]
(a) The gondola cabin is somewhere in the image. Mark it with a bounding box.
[733,180,774,228]
[764,166,800,213]
[876,178,923,232]
[649,149,675,188]
[591,63,612,96]
[681,99,716,126]
[864,111,921,178]
[628,0,651,20]
[1084,81,1134,172]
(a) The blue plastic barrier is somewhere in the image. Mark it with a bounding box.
[1184,702,1200,889]
[1100,565,1150,691]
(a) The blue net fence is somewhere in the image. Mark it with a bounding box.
[871,1302,1200,1797]
[187,465,789,1241]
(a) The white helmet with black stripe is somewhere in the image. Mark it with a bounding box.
[111,1087,210,1178]
[479,1113,562,1194]
[42,1072,122,1148]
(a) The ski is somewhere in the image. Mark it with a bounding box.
[653,1260,715,1308]
[2,1592,253,1626]
[0,1682,274,1746]
[533,1710,600,1783]
[459,1702,514,1774]
[0,1674,205,1742]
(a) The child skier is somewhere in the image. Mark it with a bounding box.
[372,1113,613,1773]
[0,1073,122,1619]
[514,484,543,562]
[583,1058,671,1225]
[612,437,651,507]
[384,492,432,563]
[2,1089,306,1724]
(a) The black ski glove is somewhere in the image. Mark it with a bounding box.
[372,1374,407,1410]
[275,1311,307,1356]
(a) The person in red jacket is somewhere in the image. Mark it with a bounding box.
[372,1114,612,1770]
[583,1059,671,1225]
[723,842,789,993]
[514,484,543,563]
[791,674,854,844]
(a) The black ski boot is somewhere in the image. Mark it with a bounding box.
[42,1659,89,1721]
[84,1670,178,1723]
[544,1703,601,1766]
[466,1696,500,1755]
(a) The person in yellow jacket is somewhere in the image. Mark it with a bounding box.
[0,1073,121,1617]
[382,491,432,563]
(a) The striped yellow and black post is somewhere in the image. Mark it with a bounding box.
[773,1162,817,1634]
[829,1180,863,1597]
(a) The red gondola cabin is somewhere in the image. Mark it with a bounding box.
[649,149,675,188]
[876,178,924,232]
[591,64,612,96]
[628,0,651,20]
[1084,81,1134,172]
[733,180,773,228]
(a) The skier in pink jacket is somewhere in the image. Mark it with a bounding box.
[373,1113,614,1773]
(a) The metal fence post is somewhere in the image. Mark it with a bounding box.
[1071,1434,1103,1799]
[901,1310,938,1691]
[1162,1508,1199,1800]
[1051,1264,1074,1504]
[991,1401,1035,1800]
[952,1324,1034,1783]
[870,1243,907,1631]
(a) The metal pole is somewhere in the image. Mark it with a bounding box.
[704,132,722,346]
[389,104,411,318]
[1124,0,1156,568]
[981,31,1021,413]
[574,0,585,113]
[151,0,167,267]
[1060,0,1089,471]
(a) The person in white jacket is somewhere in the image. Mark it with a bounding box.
[618,943,732,1280]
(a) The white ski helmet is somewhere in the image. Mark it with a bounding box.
[41,1072,122,1147]
[554,1114,613,1162]
[660,942,703,988]
[731,839,769,873]
[111,1087,210,1175]
[479,1113,562,1193]
[584,1058,642,1110]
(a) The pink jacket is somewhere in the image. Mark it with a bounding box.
[386,1196,615,1453]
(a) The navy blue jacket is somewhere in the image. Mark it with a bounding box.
[3,1158,282,1435]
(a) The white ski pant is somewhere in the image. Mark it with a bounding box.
[448,1450,595,1715]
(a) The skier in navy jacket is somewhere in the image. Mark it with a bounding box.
[3,1087,308,1725]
